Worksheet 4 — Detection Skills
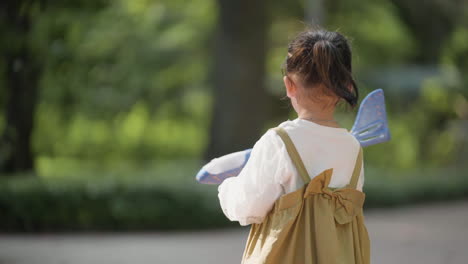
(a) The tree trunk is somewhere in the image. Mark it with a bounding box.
[306,0,326,26]
[204,0,271,160]
[0,1,40,174]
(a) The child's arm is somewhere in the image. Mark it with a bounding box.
[217,129,294,226]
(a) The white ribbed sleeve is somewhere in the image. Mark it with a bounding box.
[217,129,294,226]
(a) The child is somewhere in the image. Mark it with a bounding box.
[218,28,370,264]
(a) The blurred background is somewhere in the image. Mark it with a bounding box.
[0,0,467,263]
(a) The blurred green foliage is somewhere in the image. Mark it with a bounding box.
[30,0,215,165]
[23,0,467,172]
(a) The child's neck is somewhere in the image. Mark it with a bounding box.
[297,105,339,128]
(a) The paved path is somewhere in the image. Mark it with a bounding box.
[1,200,467,264]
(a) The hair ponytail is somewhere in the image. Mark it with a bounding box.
[312,39,334,91]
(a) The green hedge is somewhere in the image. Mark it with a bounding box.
[0,176,237,232]
[363,167,468,207]
[0,166,467,232]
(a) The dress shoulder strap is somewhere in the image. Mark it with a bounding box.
[273,127,311,184]
[347,146,363,189]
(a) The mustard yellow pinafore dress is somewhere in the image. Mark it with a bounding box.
[241,127,370,264]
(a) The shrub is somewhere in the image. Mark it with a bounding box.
[0,176,236,232]
[0,166,467,232]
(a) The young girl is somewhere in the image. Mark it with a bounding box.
[218,28,370,263]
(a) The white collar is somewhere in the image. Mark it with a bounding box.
[292,118,349,133]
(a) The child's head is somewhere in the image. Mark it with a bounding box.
[282,28,358,113]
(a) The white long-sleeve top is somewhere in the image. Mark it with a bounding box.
[217,118,364,226]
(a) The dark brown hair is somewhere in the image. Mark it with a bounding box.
[283,28,358,108]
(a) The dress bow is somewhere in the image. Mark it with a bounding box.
[304,168,366,224]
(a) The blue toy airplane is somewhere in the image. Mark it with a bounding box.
[197,89,391,185]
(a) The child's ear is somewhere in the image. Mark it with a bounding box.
[283,76,297,98]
